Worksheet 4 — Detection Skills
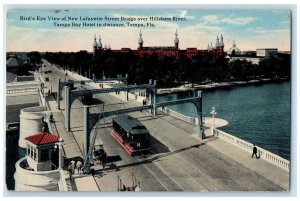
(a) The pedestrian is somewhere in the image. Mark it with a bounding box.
[252,144,258,159]
[76,160,83,175]
[91,168,95,176]
[67,163,73,179]
[49,113,54,122]
[102,151,107,169]
[71,160,75,174]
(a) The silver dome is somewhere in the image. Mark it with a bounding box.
[227,41,241,55]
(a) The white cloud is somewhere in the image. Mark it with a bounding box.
[222,17,256,25]
[223,29,290,51]
[252,27,289,34]
[202,15,256,25]
[202,15,219,22]
[179,10,195,19]
[192,23,223,32]
[180,10,187,18]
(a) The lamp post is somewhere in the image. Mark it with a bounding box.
[54,140,63,169]
[210,107,217,136]
[64,70,68,82]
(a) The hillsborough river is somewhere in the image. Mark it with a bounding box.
[158,81,291,160]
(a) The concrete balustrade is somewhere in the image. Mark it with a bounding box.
[65,69,91,81]
[58,170,68,191]
[214,129,290,171]
[7,87,38,94]
[19,106,48,148]
[14,157,61,191]
[161,108,195,124]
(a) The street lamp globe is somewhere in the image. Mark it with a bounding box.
[210,107,217,117]
[210,107,217,136]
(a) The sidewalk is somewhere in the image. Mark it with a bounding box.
[47,95,83,159]
[46,94,100,191]
[206,138,290,190]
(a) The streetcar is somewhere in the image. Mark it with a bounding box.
[112,115,150,156]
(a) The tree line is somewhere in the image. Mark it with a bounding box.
[42,51,290,88]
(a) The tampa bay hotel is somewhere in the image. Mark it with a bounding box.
[92,30,280,62]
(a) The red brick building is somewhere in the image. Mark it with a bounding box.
[93,30,225,58]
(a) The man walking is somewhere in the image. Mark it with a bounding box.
[76,160,83,175]
[252,144,258,159]
[67,163,73,179]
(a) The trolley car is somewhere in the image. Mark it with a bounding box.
[112,115,150,156]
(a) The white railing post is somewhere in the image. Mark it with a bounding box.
[215,128,289,171]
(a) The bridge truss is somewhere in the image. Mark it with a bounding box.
[81,91,203,173]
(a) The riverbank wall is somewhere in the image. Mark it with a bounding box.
[158,78,289,94]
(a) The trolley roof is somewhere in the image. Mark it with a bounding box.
[113,114,149,135]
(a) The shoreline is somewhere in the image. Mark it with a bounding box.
[158,77,289,94]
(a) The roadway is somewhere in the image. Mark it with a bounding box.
[42,59,289,192]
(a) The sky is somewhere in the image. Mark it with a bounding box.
[6,9,291,52]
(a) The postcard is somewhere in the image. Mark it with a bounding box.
[5,8,291,192]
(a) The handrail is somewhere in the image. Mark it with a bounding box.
[214,129,290,171]
[7,87,38,94]
[59,169,68,191]
[161,107,196,124]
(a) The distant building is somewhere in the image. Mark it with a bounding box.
[93,30,225,58]
[241,51,256,57]
[6,54,36,75]
[227,41,261,65]
[227,40,241,56]
[228,56,261,65]
[256,48,278,57]
[6,57,25,74]
[278,51,290,55]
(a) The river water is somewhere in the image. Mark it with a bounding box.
[158,81,291,160]
[6,81,291,190]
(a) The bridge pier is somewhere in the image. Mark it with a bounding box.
[64,86,71,131]
[194,91,204,140]
[83,106,90,165]
[153,89,157,116]
[57,78,60,110]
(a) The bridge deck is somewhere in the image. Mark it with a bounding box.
[46,93,289,192]
[42,61,289,192]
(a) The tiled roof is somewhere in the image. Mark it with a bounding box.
[25,132,60,145]
[7,58,22,67]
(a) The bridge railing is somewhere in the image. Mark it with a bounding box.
[160,107,196,124]
[214,129,290,171]
[58,169,68,191]
[6,87,38,94]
